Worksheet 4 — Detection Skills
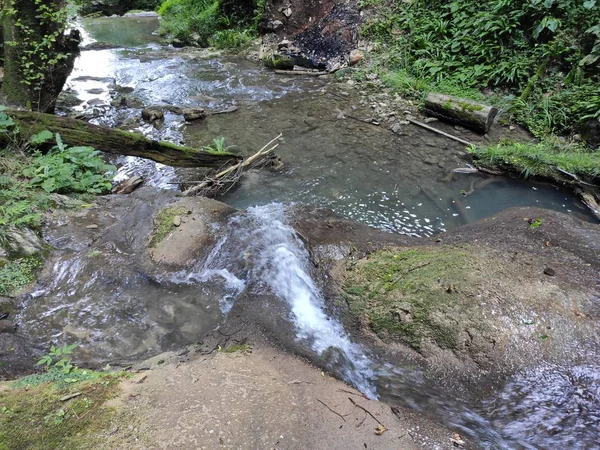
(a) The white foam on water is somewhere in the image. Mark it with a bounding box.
[240,204,377,398]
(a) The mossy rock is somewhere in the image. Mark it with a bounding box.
[0,371,123,450]
[343,247,478,351]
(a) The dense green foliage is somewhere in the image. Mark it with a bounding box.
[0,110,115,295]
[362,0,600,141]
[157,0,264,47]
[23,135,116,195]
[77,0,163,16]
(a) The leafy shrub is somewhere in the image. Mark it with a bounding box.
[363,0,600,141]
[209,29,255,49]
[157,0,263,47]
[23,134,116,195]
[158,0,221,45]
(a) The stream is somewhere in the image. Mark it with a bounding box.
[18,14,600,450]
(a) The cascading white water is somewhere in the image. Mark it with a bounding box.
[182,203,378,398]
[242,204,377,398]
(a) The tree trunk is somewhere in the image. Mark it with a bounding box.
[1,0,79,113]
[6,110,242,168]
[422,93,499,134]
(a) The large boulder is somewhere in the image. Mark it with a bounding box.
[148,197,235,268]
[315,207,600,384]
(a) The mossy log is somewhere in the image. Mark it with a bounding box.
[423,93,499,134]
[6,111,241,168]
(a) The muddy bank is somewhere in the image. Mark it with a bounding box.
[101,325,464,450]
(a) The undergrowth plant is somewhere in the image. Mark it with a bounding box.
[361,0,600,142]
[23,133,116,195]
[158,0,262,47]
[36,344,78,374]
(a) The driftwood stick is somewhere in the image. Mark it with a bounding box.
[274,69,326,76]
[60,392,82,402]
[406,118,473,146]
[183,134,283,197]
[348,397,384,427]
[317,399,347,422]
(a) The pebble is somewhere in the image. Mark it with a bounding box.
[173,216,182,227]
[424,117,438,124]
[543,267,556,276]
[86,224,98,229]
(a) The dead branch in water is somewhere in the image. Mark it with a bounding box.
[183,134,283,197]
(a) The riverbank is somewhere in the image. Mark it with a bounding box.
[1,330,466,450]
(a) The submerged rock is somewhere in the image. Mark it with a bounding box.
[141,106,164,123]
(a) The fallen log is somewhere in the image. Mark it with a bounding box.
[422,93,499,134]
[5,110,241,168]
[184,134,283,197]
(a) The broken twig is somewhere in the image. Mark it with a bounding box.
[317,399,347,422]
[348,397,384,427]
[183,134,283,197]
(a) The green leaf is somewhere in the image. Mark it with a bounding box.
[35,355,52,366]
[583,0,596,9]
[55,133,65,151]
[30,129,53,145]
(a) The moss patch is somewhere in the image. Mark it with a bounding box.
[223,343,251,354]
[343,247,482,350]
[0,256,43,296]
[0,371,124,450]
[149,205,188,248]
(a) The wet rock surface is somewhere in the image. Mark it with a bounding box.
[323,207,600,385]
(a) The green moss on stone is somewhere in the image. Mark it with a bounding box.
[0,372,123,450]
[343,247,478,350]
[149,205,187,248]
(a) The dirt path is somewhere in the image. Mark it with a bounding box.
[97,340,460,450]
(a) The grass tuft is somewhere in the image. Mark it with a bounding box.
[469,141,600,180]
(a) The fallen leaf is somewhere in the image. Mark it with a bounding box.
[375,424,387,435]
